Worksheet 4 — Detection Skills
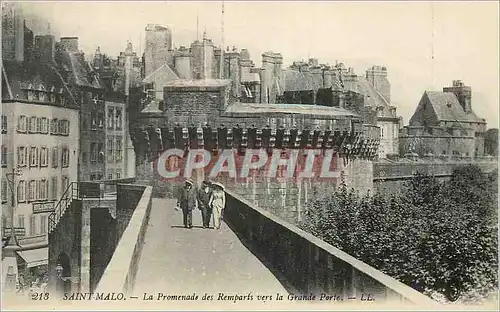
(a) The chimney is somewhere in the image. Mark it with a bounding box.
[443,80,472,113]
[23,21,34,61]
[1,2,24,61]
[203,37,214,79]
[60,36,79,52]
[343,67,358,93]
[260,52,283,104]
[365,65,391,103]
[124,42,134,96]
[35,35,55,63]
[174,46,193,79]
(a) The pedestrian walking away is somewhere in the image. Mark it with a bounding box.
[176,179,197,228]
[197,180,213,228]
[209,182,226,230]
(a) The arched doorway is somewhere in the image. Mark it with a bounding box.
[56,253,72,295]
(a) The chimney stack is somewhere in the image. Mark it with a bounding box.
[443,80,472,113]
[60,36,79,52]
[35,35,55,63]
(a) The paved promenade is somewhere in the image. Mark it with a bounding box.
[132,198,288,309]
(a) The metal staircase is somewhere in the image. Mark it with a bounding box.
[48,182,78,233]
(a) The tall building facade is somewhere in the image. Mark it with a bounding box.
[104,102,126,180]
[93,42,139,179]
[55,43,106,181]
[360,66,399,158]
[1,60,80,243]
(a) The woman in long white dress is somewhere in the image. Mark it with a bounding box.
[209,182,226,229]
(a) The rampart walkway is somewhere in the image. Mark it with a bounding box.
[133,198,286,296]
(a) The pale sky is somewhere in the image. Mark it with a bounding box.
[18,1,500,128]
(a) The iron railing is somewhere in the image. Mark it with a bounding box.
[17,234,48,246]
[47,177,138,233]
[48,182,79,233]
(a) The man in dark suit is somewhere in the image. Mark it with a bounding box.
[177,179,197,228]
[197,180,212,228]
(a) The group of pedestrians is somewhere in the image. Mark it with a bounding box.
[16,273,48,296]
[176,179,226,229]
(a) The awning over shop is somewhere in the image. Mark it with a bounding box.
[17,248,48,268]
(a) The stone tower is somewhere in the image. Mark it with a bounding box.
[443,80,472,113]
[260,52,283,104]
[1,2,24,62]
[144,24,172,77]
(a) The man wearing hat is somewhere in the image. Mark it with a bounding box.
[197,180,213,228]
[177,179,197,229]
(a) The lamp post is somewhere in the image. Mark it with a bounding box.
[3,164,22,293]
[4,164,23,247]
[5,265,16,293]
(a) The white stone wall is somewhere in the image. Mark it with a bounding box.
[1,102,79,238]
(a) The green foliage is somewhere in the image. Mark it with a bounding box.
[299,165,498,303]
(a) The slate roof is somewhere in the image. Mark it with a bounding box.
[57,51,102,89]
[114,66,143,90]
[241,70,260,83]
[141,99,163,114]
[224,102,359,119]
[281,68,343,92]
[142,63,179,84]
[356,76,390,108]
[2,59,78,107]
[164,79,232,88]
[424,91,484,122]
[282,69,314,91]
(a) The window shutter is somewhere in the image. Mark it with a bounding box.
[27,181,31,201]
[36,180,40,200]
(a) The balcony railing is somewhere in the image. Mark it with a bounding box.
[17,234,48,246]
[2,227,26,238]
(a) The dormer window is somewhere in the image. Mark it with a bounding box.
[26,84,35,101]
[50,86,56,103]
[27,90,35,101]
[39,91,47,102]
[91,112,97,130]
[98,112,104,128]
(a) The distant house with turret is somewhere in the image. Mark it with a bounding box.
[399,80,487,158]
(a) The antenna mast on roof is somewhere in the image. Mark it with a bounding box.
[139,30,142,56]
[431,2,435,90]
[196,14,199,41]
[220,1,224,79]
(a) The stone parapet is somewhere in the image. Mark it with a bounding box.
[222,190,438,306]
[94,185,152,295]
[130,125,380,161]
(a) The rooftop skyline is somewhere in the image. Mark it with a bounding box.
[15,1,500,128]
